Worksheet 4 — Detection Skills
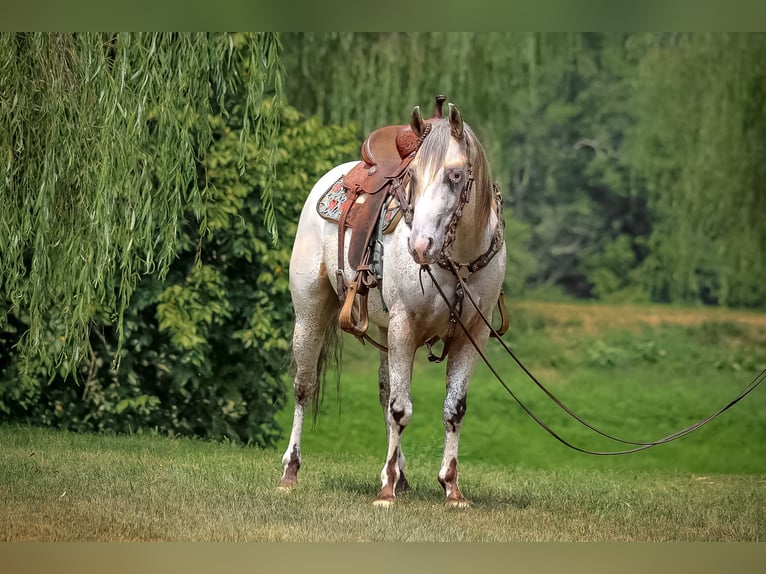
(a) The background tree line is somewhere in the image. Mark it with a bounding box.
[281,32,766,307]
[1,33,764,446]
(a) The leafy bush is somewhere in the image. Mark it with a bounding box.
[584,235,650,303]
[0,106,359,446]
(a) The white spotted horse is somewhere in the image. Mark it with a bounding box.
[279,96,508,507]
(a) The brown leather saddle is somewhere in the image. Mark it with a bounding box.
[329,97,446,344]
[337,125,417,270]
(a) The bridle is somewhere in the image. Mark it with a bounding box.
[395,138,507,362]
[392,135,506,282]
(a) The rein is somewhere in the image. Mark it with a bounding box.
[422,263,766,456]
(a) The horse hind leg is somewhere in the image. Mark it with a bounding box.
[278,277,339,490]
[376,327,410,493]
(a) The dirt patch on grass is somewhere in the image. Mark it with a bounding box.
[513,300,766,339]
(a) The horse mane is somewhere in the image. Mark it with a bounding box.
[463,122,494,228]
[415,120,494,228]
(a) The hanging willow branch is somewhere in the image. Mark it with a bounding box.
[0,32,283,371]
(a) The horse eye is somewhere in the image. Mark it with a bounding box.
[448,169,464,185]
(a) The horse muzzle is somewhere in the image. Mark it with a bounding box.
[408,234,441,265]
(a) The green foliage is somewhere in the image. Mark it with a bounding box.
[280,33,766,308]
[0,105,360,446]
[498,33,648,300]
[631,34,766,307]
[584,235,650,302]
[0,32,283,372]
[502,216,538,297]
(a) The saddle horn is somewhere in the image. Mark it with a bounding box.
[448,103,464,140]
[410,105,426,138]
[433,95,447,119]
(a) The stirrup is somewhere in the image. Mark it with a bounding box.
[339,280,369,338]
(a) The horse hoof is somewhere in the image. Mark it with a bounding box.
[446,498,470,509]
[372,498,395,508]
[277,477,297,492]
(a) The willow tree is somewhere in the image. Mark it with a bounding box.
[0,32,283,370]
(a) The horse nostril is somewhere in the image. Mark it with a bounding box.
[410,236,434,263]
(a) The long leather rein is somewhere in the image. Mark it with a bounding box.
[336,112,763,454]
[422,262,766,456]
[337,134,764,454]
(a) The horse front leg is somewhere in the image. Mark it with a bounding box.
[373,319,416,507]
[439,334,485,507]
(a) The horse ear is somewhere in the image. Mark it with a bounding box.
[410,105,426,138]
[448,103,464,140]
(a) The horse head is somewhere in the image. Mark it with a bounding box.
[407,100,478,266]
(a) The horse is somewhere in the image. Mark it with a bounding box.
[278,98,506,507]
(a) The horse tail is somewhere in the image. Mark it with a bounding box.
[310,307,343,427]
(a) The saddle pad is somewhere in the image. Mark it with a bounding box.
[316,177,401,235]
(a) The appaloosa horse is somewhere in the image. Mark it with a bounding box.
[279,98,506,507]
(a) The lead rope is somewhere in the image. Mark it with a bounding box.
[423,263,766,456]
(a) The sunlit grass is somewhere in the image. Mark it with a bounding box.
[1,425,763,541]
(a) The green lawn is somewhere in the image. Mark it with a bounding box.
[2,301,765,541]
[1,425,763,541]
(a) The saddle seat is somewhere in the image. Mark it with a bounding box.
[344,124,417,195]
[361,124,420,168]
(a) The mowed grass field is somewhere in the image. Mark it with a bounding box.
[2,301,765,541]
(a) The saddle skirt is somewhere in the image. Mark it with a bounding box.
[317,177,403,236]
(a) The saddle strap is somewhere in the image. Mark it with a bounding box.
[336,184,360,299]
[334,116,428,345]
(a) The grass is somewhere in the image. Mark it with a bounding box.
[1,425,764,541]
[2,300,765,541]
